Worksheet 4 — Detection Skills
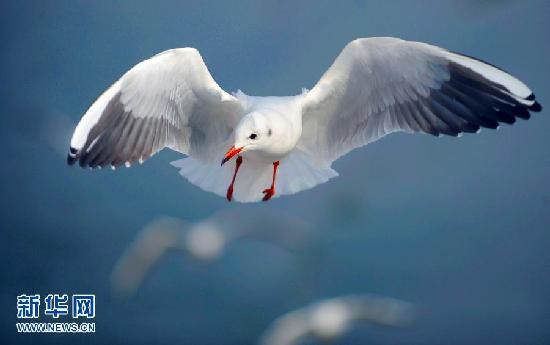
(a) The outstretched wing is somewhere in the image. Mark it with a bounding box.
[68,48,243,168]
[300,37,542,167]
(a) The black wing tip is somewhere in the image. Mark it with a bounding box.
[67,147,78,165]
[529,100,542,112]
[67,154,77,165]
[525,93,542,112]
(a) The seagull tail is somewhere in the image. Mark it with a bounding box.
[171,148,338,203]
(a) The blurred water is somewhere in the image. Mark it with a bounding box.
[0,1,549,344]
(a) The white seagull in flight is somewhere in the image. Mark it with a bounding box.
[68,37,542,202]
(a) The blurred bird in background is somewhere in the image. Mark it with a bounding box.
[111,210,321,298]
[259,294,414,345]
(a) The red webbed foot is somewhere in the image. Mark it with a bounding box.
[262,187,275,201]
[262,161,279,202]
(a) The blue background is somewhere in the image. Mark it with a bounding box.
[0,0,549,344]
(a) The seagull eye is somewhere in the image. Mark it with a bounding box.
[249,133,257,140]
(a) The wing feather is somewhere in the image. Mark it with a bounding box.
[68,48,243,168]
[300,37,542,167]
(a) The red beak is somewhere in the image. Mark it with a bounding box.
[221,146,243,166]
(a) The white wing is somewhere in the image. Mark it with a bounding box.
[68,48,243,168]
[300,37,542,167]
[259,309,310,345]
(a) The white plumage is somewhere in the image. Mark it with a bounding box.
[259,294,413,345]
[110,211,317,297]
[68,37,542,202]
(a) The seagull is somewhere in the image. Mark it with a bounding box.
[67,37,542,202]
[111,211,318,297]
[259,294,413,345]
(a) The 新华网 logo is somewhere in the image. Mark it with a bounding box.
[16,294,96,333]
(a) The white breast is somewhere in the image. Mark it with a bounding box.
[235,90,305,160]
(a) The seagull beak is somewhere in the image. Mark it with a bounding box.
[221,146,243,166]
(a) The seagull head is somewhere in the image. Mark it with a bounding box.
[221,112,272,165]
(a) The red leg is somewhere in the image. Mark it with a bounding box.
[262,161,279,202]
[226,156,243,202]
